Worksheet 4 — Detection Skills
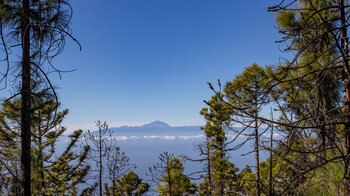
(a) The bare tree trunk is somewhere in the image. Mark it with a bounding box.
[20,0,32,195]
[255,95,260,196]
[255,119,260,196]
[340,0,350,195]
[99,129,103,196]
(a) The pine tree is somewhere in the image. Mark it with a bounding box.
[84,121,110,196]
[224,64,271,196]
[0,1,80,194]
[104,146,135,196]
[0,96,91,195]
[199,92,239,196]
[149,152,197,195]
[104,171,149,196]
[268,0,348,194]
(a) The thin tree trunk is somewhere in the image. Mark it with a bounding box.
[39,137,45,196]
[219,146,224,196]
[207,137,212,196]
[167,160,172,196]
[340,0,350,195]
[20,0,32,195]
[255,119,260,196]
[112,169,116,196]
[112,180,116,196]
[99,129,103,196]
[269,109,273,196]
[255,95,260,196]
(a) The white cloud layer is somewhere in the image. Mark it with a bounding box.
[60,132,284,143]
[113,135,206,141]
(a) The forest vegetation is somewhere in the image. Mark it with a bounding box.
[1,0,350,195]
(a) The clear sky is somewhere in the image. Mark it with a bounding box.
[45,0,285,132]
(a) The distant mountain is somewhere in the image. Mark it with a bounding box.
[90,121,257,139]
[140,120,171,128]
[95,121,203,136]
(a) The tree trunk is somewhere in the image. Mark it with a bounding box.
[99,129,103,196]
[255,95,260,196]
[340,0,350,195]
[207,137,212,196]
[39,138,46,196]
[167,161,172,196]
[269,109,273,196]
[219,146,224,196]
[20,0,32,195]
[255,120,260,196]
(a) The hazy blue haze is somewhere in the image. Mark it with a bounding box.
[57,121,270,193]
[85,121,267,179]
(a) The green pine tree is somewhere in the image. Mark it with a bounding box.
[268,0,346,194]
[224,63,271,196]
[199,92,240,196]
[0,1,80,194]
[0,96,91,195]
[104,171,149,196]
[157,157,196,196]
[149,152,197,196]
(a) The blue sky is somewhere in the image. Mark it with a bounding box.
[46,0,285,131]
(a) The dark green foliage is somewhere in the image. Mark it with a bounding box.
[224,63,270,115]
[276,11,295,28]
[104,171,149,196]
[266,0,348,194]
[238,138,345,196]
[0,0,76,55]
[157,157,196,195]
